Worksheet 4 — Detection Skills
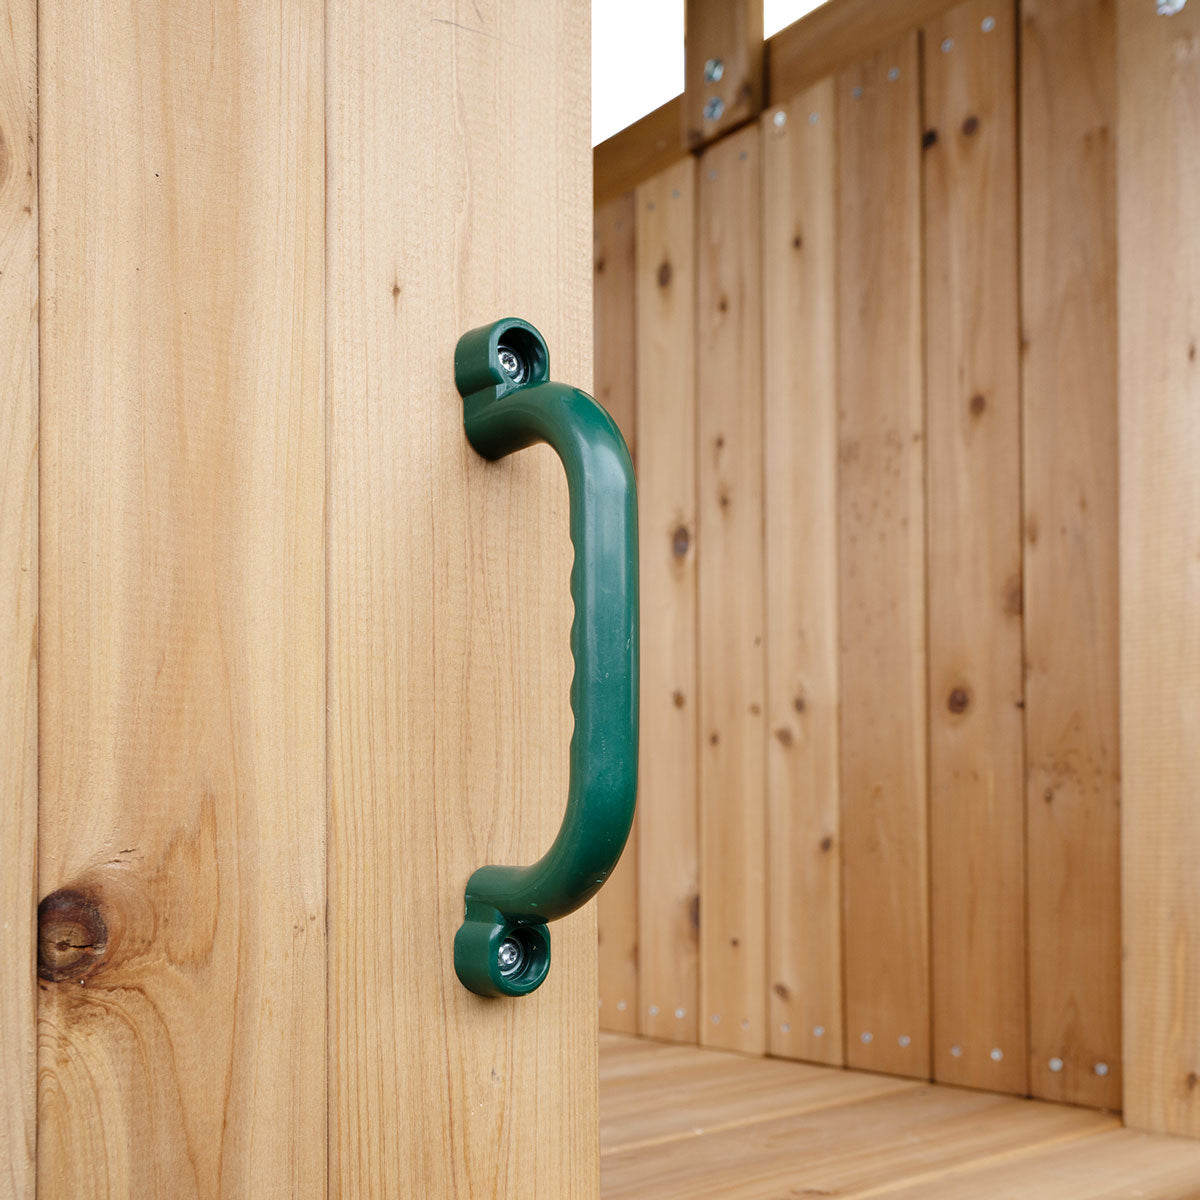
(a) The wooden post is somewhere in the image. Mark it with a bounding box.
[683,0,764,150]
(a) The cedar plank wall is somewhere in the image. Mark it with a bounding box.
[595,0,1127,1109]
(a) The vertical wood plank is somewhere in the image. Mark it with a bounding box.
[595,194,638,458]
[1118,0,1200,1138]
[697,123,766,1055]
[0,0,37,1191]
[837,32,929,1078]
[635,158,699,1045]
[683,0,765,150]
[327,2,598,1196]
[595,193,640,1035]
[923,0,1027,1094]
[1020,0,1120,1109]
[761,82,842,1067]
[37,1,326,1194]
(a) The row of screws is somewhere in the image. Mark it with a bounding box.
[601,998,1113,1073]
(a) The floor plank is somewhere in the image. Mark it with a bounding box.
[600,1035,1200,1199]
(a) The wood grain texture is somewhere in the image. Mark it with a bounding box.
[836,32,929,1078]
[595,99,684,208]
[1117,0,1200,1138]
[883,1128,1200,1199]
[602,1072,1110,1199]
[1020,0,1121,1109]
[599,1034,914,1157]
[326,2,598,1196]
[600,1034,1200,1198]
[922,0,1026,1094]
[761,82,842,1067]
[595,192,640,1035]
[36,1,326,1195]
[696,124,766,1055]
[683,0,764,149]
[0,0,37,1192]
[769,0,960,104]
[635,158,699,1045]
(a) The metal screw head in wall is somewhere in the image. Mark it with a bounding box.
[981,15,997,31]
[704,57,724,82]
[1095,1062,1110,1076]
[1158,0,1187,13]
[1049,1057,1064,1072]
[861,1031,874,1044]
[497,937,523,973]
[990,1048,1004,1062]
[898,1035,911,1047]
[813,1025,825,1037]
[772,110,787,128]
[704,96,726,122]
[497,346,525,383]
[941,37,955,52]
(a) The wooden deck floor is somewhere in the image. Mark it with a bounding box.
[599,1034,1200,1198]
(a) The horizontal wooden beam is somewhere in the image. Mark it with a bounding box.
[595,0,962,204]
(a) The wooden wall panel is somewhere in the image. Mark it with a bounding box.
[683,0,764,149]
[697,124,767,1055]
[1118,0,1200,1138]
[1020,0,1120,1109]
[635,159,700,1044]
[37,1,326,1194]
[595,193,640,1035]
[761,82,842,1067]
[327,2,598,1196]
[0,0,37,1191]
[923,0,1026,1094]
[836,32,928,1078]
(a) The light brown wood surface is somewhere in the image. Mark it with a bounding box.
[635,158,700,1045]
[696,124,767,1056]
[836,32,928,1079]
[683,0,764,149]
[595,0,965,205]
[0,0,36,1193]
[326,1,598,1196]
[922,0,1026,1095]
[1020,0,1121,1109]
[761,81,842,1068]
[37,1,326,1194]
[595,192,640,1036]
[1117,0,1200,1139]
[595,99,684,207]
[769,0,960,104]
[600,1034,1200,1198]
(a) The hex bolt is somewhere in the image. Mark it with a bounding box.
[703,57,724,82]
[704,96,726,122]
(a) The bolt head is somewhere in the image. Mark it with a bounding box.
[703,57,724,82]
[497,346,525,383]
[497,937,523,973]
[703,96,725,122]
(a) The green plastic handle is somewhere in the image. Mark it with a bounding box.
[452,318,639,997]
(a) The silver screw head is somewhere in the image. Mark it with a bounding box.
[497,937,522,973]
[1095,1061,1110,1076]
[941,37,955,52]
[497,346,525,382]
[1158,0,1187,13]
[1049,1056,1064,1072]
[772,109,787,128]
[981,15,997,31]
[704,96,726,122]
[703,57,724,82]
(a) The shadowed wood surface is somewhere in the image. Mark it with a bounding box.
[600,1034,1200,1198]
